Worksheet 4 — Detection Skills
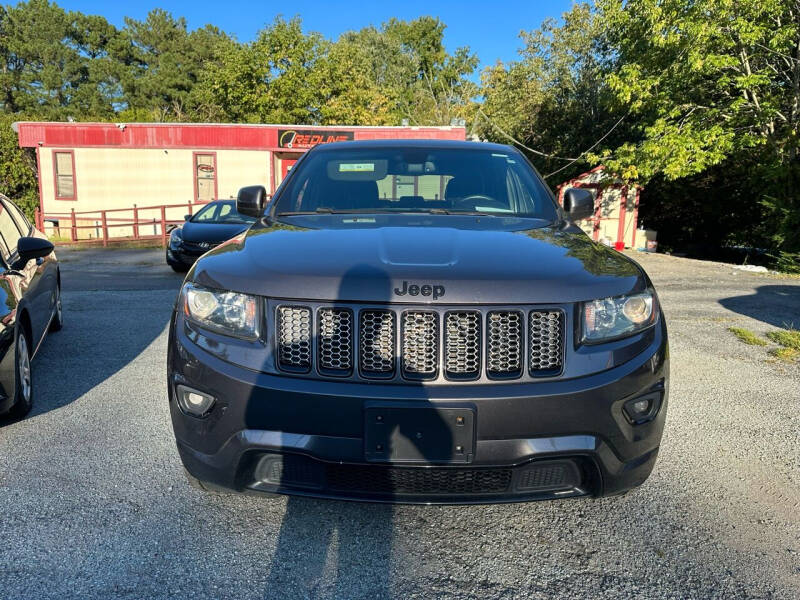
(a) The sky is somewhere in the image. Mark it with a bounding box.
[58,0,575,71]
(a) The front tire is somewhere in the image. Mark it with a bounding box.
[9,326,33,419]
[49,285,63,332]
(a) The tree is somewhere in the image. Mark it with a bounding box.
[382,17,478,126]
[0,114,38,219]
[0,0,118,119]
[479,3,624,181]
[595,0,800,251]
[197,16,327,124]
[118,9,230,121]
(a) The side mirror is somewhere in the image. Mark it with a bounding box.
[184,214,191,221]
[562,188,595,221]
[236,185,268,218]
[17,236,54,264]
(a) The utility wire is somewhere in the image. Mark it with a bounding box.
[477,105,628,181]
[476,107,578,161]
[543,112,628,179]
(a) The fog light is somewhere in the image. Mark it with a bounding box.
[623,392,661,424]
[176,384,215,417]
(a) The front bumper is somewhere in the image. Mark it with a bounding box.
[166,247,203,267]
[168,314,669,504]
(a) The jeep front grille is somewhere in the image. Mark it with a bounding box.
[273,303,565,381]
[318,308,353,373]
[360,310,395,376]
[277,306,312,371]
[401,311,439,379]
[487,311,523,377]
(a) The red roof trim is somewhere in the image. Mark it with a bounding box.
[15,122,465,150]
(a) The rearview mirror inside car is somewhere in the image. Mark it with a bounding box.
[236,185,268,218]
[563,188,595,222]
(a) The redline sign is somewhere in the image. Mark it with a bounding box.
[278,129,354,149]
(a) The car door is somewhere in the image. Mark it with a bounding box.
[0,200,49,346]
[3,198,58,324]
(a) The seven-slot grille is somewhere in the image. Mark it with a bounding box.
[275,306,564,380]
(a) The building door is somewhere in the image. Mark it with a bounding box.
[272,154,298,192]
[194,153,217,202]
[280,158,297,184]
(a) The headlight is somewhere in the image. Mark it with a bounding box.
[582,290,657,342]
[182,282,260,339]
[169,228,182,248]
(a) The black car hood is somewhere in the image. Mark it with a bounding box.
[191,218,645,304]
[180,221,251,244]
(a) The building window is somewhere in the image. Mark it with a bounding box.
[53,150,76,200]
[194,153,217,202]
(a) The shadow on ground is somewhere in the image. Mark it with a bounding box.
[719,284,800,328]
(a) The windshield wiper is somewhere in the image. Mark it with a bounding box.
[276,208,383,216]
[276,208,506,217]
[422,208,497,217]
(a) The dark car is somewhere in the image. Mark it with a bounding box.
[167,140,669,504]
[166,200,257,272]
[0,193,62,420]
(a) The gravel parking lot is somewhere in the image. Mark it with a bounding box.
[0,247,798,599]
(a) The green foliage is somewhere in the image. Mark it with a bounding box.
[0,114,38,220]
[481,0,800,265]
[479,3,622,181]
[773,252,800,274]
[769,347,799,362]
[728,327,767,346]
[766,329,800,351]
[595,0,800,252]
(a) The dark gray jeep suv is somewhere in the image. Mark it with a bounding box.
[167,140,668,504]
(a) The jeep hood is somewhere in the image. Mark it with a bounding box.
[191,220,645,304]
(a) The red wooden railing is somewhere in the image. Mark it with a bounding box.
[35,200,212,247]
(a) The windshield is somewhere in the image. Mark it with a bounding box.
[273,146,558,220]
[191,201,256,225]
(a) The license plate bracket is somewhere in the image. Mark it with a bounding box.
[364,404,476,464]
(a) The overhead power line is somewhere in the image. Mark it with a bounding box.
[476,106,628,180]
[475,107,579,161]
[543,113,627,179]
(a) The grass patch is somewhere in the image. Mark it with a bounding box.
[766,329,800,350]
[769,347,800,362]
[728,327,767,346]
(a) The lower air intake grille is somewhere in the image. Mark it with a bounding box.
[318,308,353,373]
[445,311,481,378]
[401,311,438,379]
[516,462,572,491]
[277,306,311,371]
[326,464,512,495]
[487,311,523,377]
[529,311,563,373]
[360,310,395,376]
